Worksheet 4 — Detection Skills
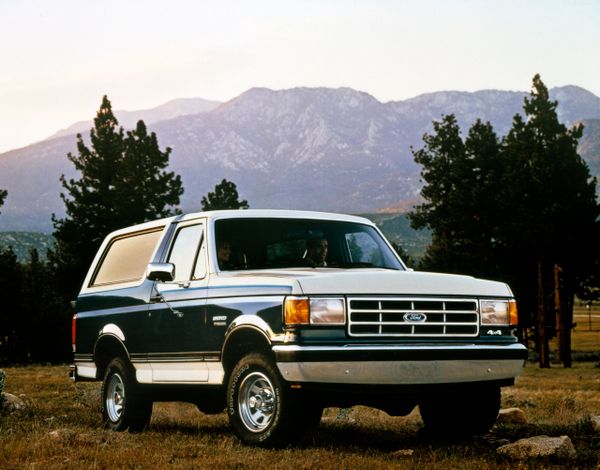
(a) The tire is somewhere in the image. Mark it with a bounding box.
[419,387,501,436]
[101,357,152,432]
[227,353,311,447]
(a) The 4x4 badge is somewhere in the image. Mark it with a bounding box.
[403,313,427,322]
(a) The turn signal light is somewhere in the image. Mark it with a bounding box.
[509,300,518,326]
[284,297,310,325]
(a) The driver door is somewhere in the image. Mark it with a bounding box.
[147,220,210,382]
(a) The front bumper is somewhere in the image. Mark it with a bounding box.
[273,343,527,385]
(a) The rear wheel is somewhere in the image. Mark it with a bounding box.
[418,387,501,436]
[101,357,152,432]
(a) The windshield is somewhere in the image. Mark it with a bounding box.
[214,218,404,271]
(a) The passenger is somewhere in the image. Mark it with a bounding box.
[305,237,328,267]
[217,240,233,269]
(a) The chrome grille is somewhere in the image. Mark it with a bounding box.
[347,297,479,337]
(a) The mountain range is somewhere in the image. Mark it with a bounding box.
[0,85,599,232]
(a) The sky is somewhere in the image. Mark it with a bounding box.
[0,0,599,153]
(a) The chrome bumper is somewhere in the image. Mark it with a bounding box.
[273,343,527,385]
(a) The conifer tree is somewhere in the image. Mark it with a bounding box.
[0,246,22,362]
[201,179,249,211]
[410,75,599,368]
[501,75,598,367]
[410,116,503,278]
[51,95,183,296]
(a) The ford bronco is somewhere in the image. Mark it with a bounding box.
[70,209,527,445]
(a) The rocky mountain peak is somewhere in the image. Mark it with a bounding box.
[0,85,598,232]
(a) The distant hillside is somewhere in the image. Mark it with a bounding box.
[1,85,598,232]
[360,213,430,262]
[579,119,600,178]
[0,232,54,262]
[49,97,221,139]
[0,213,427,264]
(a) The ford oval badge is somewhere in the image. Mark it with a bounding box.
[403,312,427,322]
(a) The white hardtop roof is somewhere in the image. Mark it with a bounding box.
[106,209,374,238]
[177,209,374,225]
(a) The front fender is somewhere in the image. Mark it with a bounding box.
[224,314,275,345]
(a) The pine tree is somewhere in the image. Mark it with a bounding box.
[0,246,22,362]
[21,249,71,362]
[501,75,598,367]
[201,179,249,211]
[51,95,183,296]
[410,75,599,368]
[410,115,502,277]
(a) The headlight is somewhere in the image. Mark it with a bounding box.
[480,299,518,326]
[284,297,346,325]
[309,298,346,324]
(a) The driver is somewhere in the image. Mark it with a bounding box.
[305,237,328,267]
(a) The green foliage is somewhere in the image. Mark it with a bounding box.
[410,74,599,365]
[0,248,70,364]
[578,119,600,179]
[390,242,414,267]
[360,213,431,262]
[0,189,6,213]
[0,95,187,364]
[411,116,505,277]
[0,247,21,362]
[0,232,54,263]
[51,95,183,297]
[201,179,249,211]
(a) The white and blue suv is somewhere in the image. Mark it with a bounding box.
[71,209,527,446]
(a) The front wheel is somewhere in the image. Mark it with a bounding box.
[227,353,309,447]
[101,357,152,432]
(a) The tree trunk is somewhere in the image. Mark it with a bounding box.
[537,259,550,368]
[554,264,564,364]
[562,276,573,368]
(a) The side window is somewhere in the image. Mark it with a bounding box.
[167,224,205,282]
[92,228,163,286]
[193,243,207,280]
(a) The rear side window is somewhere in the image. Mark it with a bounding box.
[91,228,163,286]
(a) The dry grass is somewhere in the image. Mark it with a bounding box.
[1,361,599,470]
[569,303,600,353]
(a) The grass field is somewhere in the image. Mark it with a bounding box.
[571,303,600,351]
[1,314,599,469]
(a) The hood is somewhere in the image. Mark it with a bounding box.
[224,268,512,297]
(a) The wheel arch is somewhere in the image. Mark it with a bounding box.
[94,334,130,380]
[222,325,273,381]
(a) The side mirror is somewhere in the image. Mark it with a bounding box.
[146,262,175,282]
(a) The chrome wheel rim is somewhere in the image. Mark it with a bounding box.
[238,371,276,432]
[106,373,125,422]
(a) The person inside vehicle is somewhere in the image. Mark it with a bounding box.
[305,237,329,267]
[217,240,233,269]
